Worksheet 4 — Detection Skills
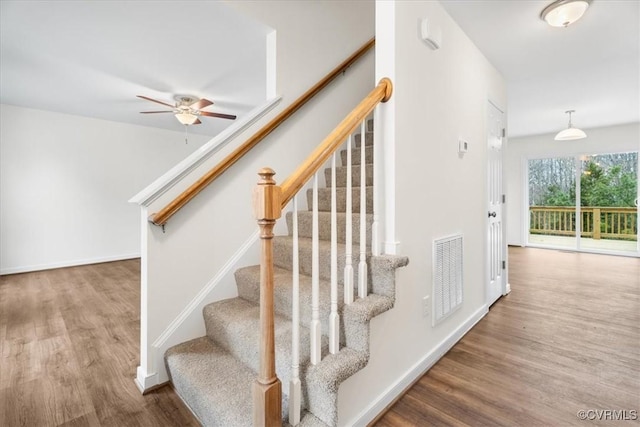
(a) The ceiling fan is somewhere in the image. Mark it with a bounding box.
[137,94,236,126]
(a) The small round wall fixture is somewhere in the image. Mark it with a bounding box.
[541,0,592,28]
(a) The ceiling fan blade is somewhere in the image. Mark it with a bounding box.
[140,110,174,114]
[191,98,214,110]
[137,95,175,109]
[199,111,237,120]
[193,118,202,125]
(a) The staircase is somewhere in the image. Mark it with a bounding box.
[165,118,407,426]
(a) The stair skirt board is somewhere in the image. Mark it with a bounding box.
[165,122,409,426]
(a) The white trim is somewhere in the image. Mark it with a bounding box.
[0,253,140,275]
[151,230,259,349]
[129,97,282,206]
[135,366,159,393]
[521,156,529,247]
[349,305,488,427]
[266,31,277,99]
[376,0,397,256]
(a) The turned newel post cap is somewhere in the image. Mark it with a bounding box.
[257,167,276,185]
[253,167,282,221]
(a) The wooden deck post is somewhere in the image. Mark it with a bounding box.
[593,208,601,240]
[252,168,282,427]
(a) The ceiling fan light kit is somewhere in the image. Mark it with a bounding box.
[175,112,199,125]
[137,94,236,126]
[555,110,587,140]
[541,0,591,28]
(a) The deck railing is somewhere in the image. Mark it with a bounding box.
[529,206,638,241]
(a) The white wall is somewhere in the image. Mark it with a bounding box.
[136,0,376,390]
[339,1,507,424]
[0,104,210,274]
[505,122,640,246]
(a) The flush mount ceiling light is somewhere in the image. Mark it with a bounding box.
[541,0,591,27]
[555,110,587,140]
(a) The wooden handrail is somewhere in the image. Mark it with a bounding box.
[148,38,375,226]
[252,77,393,425]
[280,77,393,207]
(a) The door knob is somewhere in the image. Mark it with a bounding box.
[488,211,497,218]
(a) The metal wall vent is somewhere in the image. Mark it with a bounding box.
[433,234,463,325]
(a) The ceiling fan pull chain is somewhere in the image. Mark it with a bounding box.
[184,125,188,144]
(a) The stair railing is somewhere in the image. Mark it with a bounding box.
[252,78,393,426]
[148,38,375,227]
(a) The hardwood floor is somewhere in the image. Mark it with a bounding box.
[375,247,640,426]
[0,260,198,427]
[2,248,638,426]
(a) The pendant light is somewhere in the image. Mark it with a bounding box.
[555,110,587,140]
[541,0,591,28]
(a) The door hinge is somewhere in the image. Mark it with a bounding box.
[502,260,506,270]
[502,194,506,203]
[501,128,506,138]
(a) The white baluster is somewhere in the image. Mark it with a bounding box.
[289,195,301,425]
[371,112,381,256]
[358,121,368,298]
[329,153,339,354]
[311,173,321,365]
[344,135,354,305]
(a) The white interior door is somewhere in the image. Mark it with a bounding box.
[487,102,504,306]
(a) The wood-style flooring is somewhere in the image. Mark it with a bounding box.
[2,248,638,426]
[0,260,198,427]
[375,247,640,426]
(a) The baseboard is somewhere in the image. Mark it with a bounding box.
[0,253,141,275]
[351,305,489,426]
[135,366,159,393]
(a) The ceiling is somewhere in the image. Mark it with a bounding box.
[0,1,272,137]
[2,1,637,140]
[440,0,640,138]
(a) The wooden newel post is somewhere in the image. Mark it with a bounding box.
[252,167,282,427]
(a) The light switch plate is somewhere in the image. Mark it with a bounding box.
[459,139,469,153]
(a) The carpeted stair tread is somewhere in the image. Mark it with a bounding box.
[202,297,379,426]
[306,186,373,213]
[235,265,343,338]
[367,118,373,132]
[203,298,329,399]
[285,211,372,245]
[165,337,260,427]
[235,263,400,353]
[354,131,373,147]
[340,145,373,166]
[324,164,373,188]
[304,348,369,425]
[273,235,371,287]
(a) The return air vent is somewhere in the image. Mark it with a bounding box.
[433,234,463,325]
